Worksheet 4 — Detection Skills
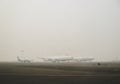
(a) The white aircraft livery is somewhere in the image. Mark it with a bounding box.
[38,56,94,63]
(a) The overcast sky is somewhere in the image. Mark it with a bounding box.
[0,0,120,62]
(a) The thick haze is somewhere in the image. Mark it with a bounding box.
[0,0,120,62]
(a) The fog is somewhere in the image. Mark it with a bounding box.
[0,0,120,62]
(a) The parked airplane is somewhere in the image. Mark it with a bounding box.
[17,56,31,63]
[38,56,94,63]
[72,57,94,62]
[38,56,73,63]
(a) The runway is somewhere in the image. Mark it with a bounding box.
[0,62,120,84]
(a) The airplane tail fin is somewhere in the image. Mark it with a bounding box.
[17,56,21,62]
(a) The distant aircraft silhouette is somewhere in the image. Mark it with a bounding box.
[38,56,94,63]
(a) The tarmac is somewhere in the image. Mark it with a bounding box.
[0,62,120,84]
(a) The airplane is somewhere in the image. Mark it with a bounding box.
[38,56,94,63]
[38,56,74,63]
[17,56,31,63]
[72,57,94,62]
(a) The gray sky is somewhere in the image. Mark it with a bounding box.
[0,0,120,61]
